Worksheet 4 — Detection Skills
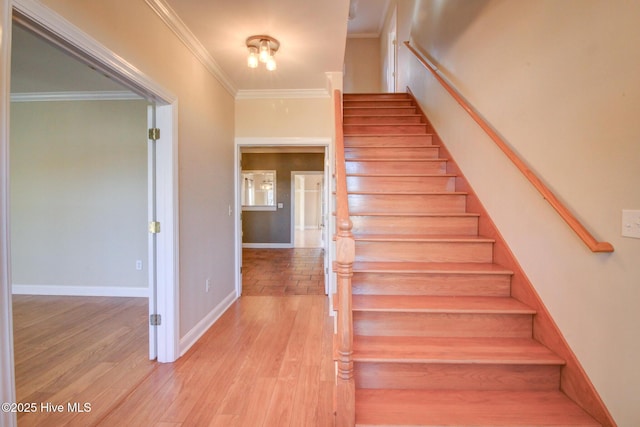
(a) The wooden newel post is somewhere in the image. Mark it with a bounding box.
[336,217,355,427]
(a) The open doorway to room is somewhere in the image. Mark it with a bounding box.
[3,5,178,424]
[292,171,324,248]
[237,145,330,297]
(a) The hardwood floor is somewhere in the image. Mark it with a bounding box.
[242,248,326,296]
[99,296,334,426]
[12,294,334,426]
[12,295,155,427]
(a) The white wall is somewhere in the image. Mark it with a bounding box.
[33,0,237,339]
[235,97,332,138]
[405,1,640,425]
[10,100,148,292]
[344,38,381,93]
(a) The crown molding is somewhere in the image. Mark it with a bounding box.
[235,88,330,100]
[10,91,143,102]
[144,0,237,96]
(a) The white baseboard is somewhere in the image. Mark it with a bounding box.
[179,290,237,357]
[12,284,149,298]
[242,243,293,248]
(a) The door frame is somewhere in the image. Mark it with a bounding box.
[234,138,332,298]
[0,2,180,422]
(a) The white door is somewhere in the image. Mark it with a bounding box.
[147,105,158,360]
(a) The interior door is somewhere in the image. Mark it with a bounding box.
[147,104,158,360]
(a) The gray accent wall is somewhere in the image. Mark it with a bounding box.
[242,152,324,244]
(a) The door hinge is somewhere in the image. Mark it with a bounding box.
[148,128,160,141]
[240,266,243,274]
[149,221,161,234]
[150,314,161,326]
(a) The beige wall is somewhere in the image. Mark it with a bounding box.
[36,0,237,338]
[405,1,640,425]
[10,100,148,289]
[344,38,381,93]
[235,97,332,138]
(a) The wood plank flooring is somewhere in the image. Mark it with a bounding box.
[242,248,326,296]
[13,294,334,426]
[99,296,334,426]
[12,295,155,427]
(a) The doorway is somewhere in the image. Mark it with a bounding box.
[235,142,332,297]
[1,3,179,424]
[292,171,324,248]
[386,6,398,93]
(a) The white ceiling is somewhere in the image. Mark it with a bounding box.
[11,0,389,96]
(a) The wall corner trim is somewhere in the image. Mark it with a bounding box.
[144,0,237,97]
[178,290,237,357]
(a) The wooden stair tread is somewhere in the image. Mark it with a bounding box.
[352,295,535,314]
[352,261,514,275]
[345,133,431,137]
[346,158,448,162]
[347,190,466,195]
[353,234,494,243]
[345,144,436,148]
[350,212,480,217]
[355,389,600,426]
[352,336,564,365]
[346,173,455,177]
[345,114,422,118]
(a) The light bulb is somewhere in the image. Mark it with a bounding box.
[259,40,270,63]
[266,55,277,71]
[247,49,258,68]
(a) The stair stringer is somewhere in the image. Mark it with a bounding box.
[408,90,616,427]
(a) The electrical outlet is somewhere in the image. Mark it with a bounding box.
[136,260,143,270]
[622,210,640,239]
[205,278,211,292]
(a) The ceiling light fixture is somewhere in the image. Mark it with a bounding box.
[246,35,279,71]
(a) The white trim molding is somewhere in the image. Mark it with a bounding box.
[235,88,330,100]
[12,284,149,298]
[144,0,236,96]
[1,0,16,423]
[10,91,142,102]
[235,137,332,147]
[179,290,236,356]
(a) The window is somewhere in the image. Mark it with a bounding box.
[241,170,276,210]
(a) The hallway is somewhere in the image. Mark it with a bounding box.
[100,295,334,426]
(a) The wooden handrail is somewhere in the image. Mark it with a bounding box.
[404,41,614,253]
[333,89,356,427]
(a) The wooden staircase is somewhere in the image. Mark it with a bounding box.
[338,93,601,426]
